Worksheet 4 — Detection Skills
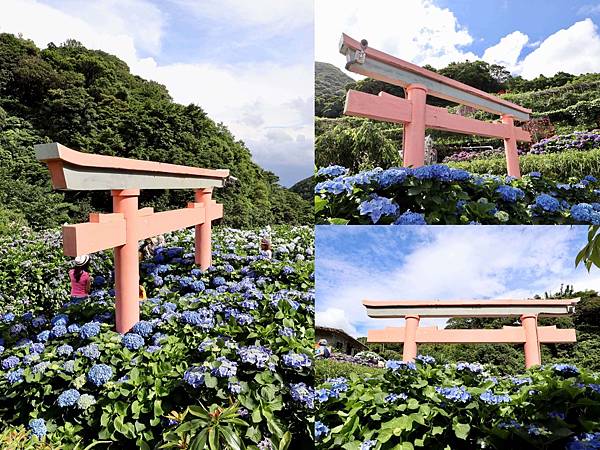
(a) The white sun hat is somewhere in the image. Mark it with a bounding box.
[74,254,90,267]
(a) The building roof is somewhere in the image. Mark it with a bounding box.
[316,326,368,350]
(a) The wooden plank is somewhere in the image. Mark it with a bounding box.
[367,326,576,344]
[426,105,531,142]
[340,34,531,121]
[136,207,206,241]
[344,90,531,142]
[344,90,411,123]
[63,221,126,256]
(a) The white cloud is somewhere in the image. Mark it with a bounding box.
[518,19,600,79]
[315,0,478,73]
[482,31,528,72]
[0,0,313,185]
[172,0,313,36]
[316,308,359,336]
[316,227,586,337]
[578,3,600,16]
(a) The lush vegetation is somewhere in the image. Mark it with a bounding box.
[314,62,354,118]
[315,358,600,449]
[0,33,312,232]
[0,226,314,449]
[315,165,600,225]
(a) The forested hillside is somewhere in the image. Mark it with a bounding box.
[315,60,600,171]
[315,62,354,118]
[0,33,312,233]
[290,176,314,201]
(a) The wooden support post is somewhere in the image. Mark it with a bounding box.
[403,84,428,168]
[521,314,541,368]
[195,188,213,270]
[111,189,141,334]
[502,114,521,178]
[402,315,420,361]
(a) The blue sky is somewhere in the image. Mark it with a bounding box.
[315,226,599,337]
[1,0,313,186]
[316,0,600,79]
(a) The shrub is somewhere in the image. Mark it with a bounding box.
[0,226,314,449]
[315,359,384,384]
[315,165,600,225]
[448,147,600,181]
[316,357,600,449]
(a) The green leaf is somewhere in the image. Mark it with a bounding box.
[453,422,470,440]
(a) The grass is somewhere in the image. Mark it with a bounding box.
[315,359,385,383]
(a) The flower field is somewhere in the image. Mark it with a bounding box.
[315,165,600,225]
[315,357,600,450]
[0,226,314,449]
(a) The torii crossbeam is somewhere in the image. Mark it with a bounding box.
[339,34,532,177]
[36,143,229,333]
[363,299,579,368]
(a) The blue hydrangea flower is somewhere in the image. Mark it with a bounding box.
[87,364,113,386]
[183,366,206,388]
[131,320,154,337]
[553,363,579,377]
[415,354,436,365]
[212,276,226,287]
[566,432,600,450]
[571,203,600,224]
[385,392,408,403]
[283,352,312,369]
[51,314,69,327]
[529,171,541,178]
[479,390,511,405]
[228,381,242,394]
[212,357,237,378]
[79,322,101,340]
[278,327,295,337]
[2,356,20,370]
[456,362,484,374]
[28,418,47,439]
[496,185,525,203]
[238,345,272,368]
[30,343,45,354]
[317,165,348,178]
[77,343,100,360]
[57,389,80,407]
[360,440,377,450]
[534,194,560,212]
[315,421,330,440]
[435,386,471,403]
[5,368,24,384]
[386,360,416,371]
[358,195,399,224]
[2,313,15,323]
[377,167,410,188]
[67,324,80,333]
[63,360,75,373]
[181,309,214,330]
[57,344,73,356]
[122,333,145,350]
[394,210,427,225]
[290,382,314,409]
[37,330,51,342]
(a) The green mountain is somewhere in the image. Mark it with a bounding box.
[0,33,312,233]
[289,176,314,201]
[315,62,355,118]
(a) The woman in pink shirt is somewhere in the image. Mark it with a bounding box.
[69,254,91,301]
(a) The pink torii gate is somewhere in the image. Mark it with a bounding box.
[339,34,532,177]
[363,299,579,368]
[36,143,229,333]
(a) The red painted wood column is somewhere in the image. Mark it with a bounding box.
[502,114,521,178]
[111,189,141,333]
[402,315,420,361]
[521,314,541,368]
[403,84,428,168]
[195,188,213,270]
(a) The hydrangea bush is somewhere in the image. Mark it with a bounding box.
[316,357,600,449]
[0,226,314,449]
[315,165,600,225]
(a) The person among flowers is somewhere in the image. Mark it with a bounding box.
[69,254,91,301]
[260,238,272,259]
[315,339,332,358]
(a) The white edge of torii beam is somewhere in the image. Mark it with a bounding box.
[339,33,531,122]
[363,298,580,318]
[35,142,230,191]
